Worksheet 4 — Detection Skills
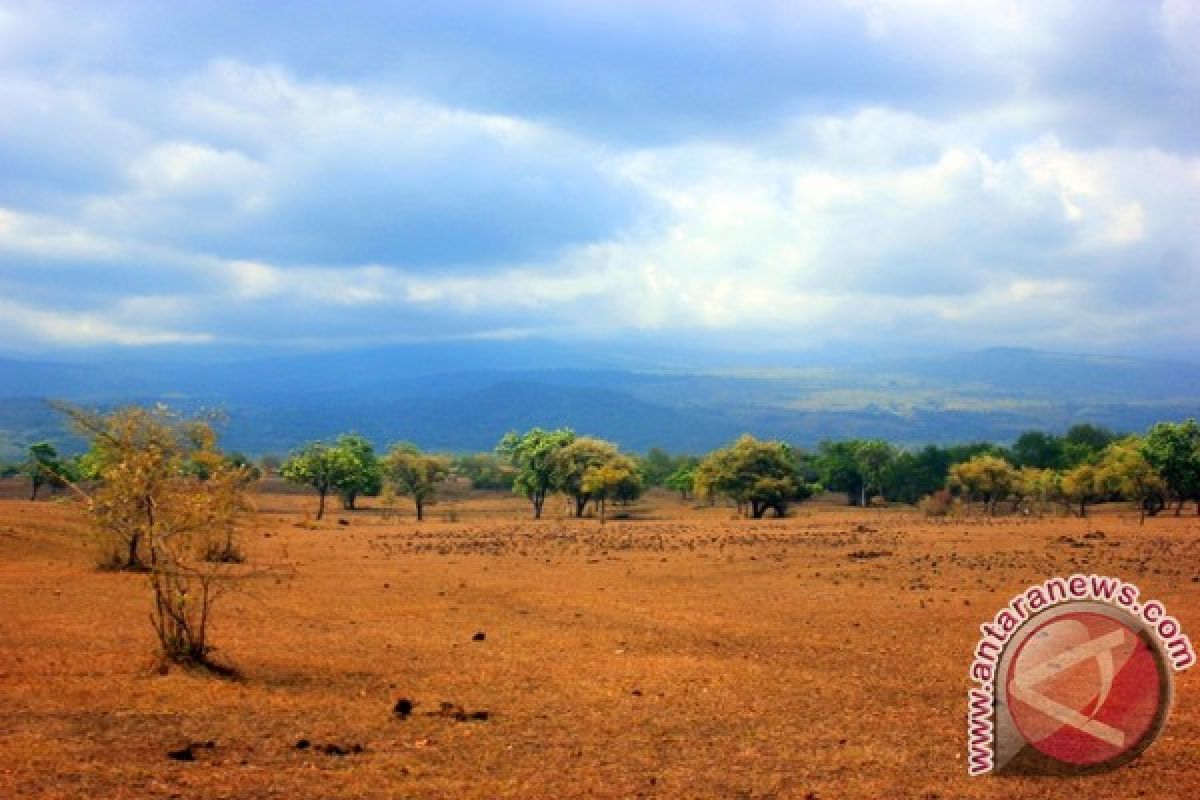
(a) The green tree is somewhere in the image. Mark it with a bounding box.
[1011,431,1066,469]
[853,439,897,506]
[453,452,516,490]
[665,463,697,500]
[883,445,953,505]
[23,441,66,500]
[638,448,675,487]
[330,434,382,511]
[1141,419,1200,515]
[696,435,815,518]
[1063,423,1117,467]
[814,440,864,506]
[496,427,576,519]
[281,435,381,520]
[383,443,451,521]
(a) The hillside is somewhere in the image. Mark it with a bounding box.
[1,345,1197,459]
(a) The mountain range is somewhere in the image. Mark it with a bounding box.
[1,343,1197,460]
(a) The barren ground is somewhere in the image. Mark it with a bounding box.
[1,482,1197,798]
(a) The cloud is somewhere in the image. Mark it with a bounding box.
[0,297,212,347]
[0,1,1197,358]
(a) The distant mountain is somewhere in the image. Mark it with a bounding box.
[1,343,1197,460]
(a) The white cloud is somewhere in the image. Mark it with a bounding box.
[0,297,212,347]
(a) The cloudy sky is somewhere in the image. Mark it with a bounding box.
[2,1,1198,358]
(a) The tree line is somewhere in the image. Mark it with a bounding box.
[9,417,1200,524]
[268,419,1200,523]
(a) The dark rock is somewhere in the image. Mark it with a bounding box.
[167,745,195,762]
[472,631,486,641]
[457,710,490,722]
[295,738,311,750]
[394,697,414,718]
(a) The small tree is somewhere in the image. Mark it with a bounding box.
[552,436,621,517]
[23,441,67,500]
[281,442,339,521]
[853,439,897,507]
[582,457,642,523]
[638,448,675,487]
[1017,466,1063,515]
[665,464,696,500]
[59,404,253,670]
[383,443,451,521]
[948,454,1018,515]
[1099,437,1166,524]
[696,435,814,518]
[497,427,575,519]
[331,434,382,511]
[453,452,517,490]
[1061,463,1101,518]
[1141,420,1200,516]
[814,440,865,506]
[280,435,381,519]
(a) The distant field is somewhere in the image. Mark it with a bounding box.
[1,484,1197,798]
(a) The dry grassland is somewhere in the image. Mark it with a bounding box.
[1,484,1197,798]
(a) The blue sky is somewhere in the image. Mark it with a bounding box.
[1,1,1198,358]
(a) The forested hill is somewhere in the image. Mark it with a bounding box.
[1,344,1197,459]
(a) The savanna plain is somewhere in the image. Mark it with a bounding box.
[1,482,1197,799]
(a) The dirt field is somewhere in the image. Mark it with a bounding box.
[1,482,1197,798]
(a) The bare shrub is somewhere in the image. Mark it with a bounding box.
[918,489,956,517]
[58,403,263,672]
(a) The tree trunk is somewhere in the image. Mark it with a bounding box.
[532,490,544,519]
[316,488,327,520]
[1079,499,1087,518]
[127,532,141,569]
[415,498,424,521]
[1176,496,1184,516]
[860,484,866,508]
[574,494,588,518]
[30,479,40,501]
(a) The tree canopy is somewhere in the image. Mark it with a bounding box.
[280,434,382,520]
[496,427,576,519]
[1141,419,1200,515]
[383,443,451,521]
[695,434,815,518]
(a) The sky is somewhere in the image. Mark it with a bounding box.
[1,0,1198,359]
